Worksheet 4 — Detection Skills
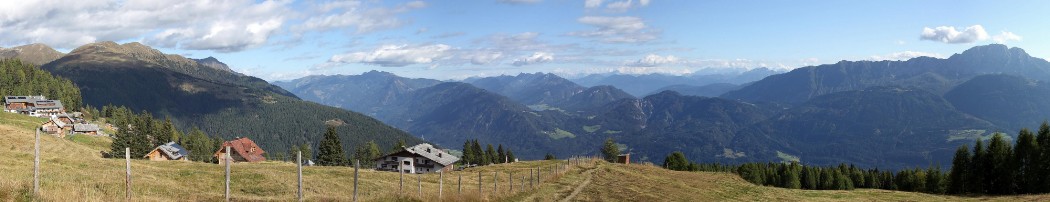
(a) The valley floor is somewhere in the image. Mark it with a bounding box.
[1,112,1048,201]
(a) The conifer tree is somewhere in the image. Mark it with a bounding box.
[506,149,516,162]
[544,153,556,160]
[601,137,620,162]
[497,144,506,164]
[969,139,987,194]
[482,144,495,165]
[987,133,1015,195]
[1014,128,1039,194]
[316,127,348,166]
[948,145,971,194]
[781,162,802,189]
[662,152,690,171]
[462,140,475,164]
[1037,121,1050,193]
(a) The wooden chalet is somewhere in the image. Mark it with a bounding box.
[213,137,266,164]
[41,116,72,136]
[72,124,100,135]
[4,95,65,117]
[144,142,190,161]
[375,143,459,174]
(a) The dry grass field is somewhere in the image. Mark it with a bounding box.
[2,112,1050,201]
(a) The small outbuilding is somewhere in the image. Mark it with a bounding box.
[144,142,190,161]
[617,153,631,165]
[72,124,100,135]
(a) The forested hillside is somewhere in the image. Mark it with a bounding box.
[40,42,421,155]
[0,59,82,109]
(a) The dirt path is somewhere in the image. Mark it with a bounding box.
[560,165,598,202]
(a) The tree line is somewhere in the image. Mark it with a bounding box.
[0,59,82,110]
[947,122,1050,195]
[461,139,517,166]
[663,121,1050,196]
[312,126,393,168]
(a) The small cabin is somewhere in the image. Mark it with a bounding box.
[617,154,631,165]
[213,137,266,164]
[144,142,190,161]
[73,124,100,135]
[375,143,459,174]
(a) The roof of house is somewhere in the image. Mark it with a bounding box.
[146,142,189,160]
[48,116,67,128]
[215,137,266,162]
[379,143,460,166]
[73,124,99,132]
[4,95,47,104]
[34,100,63,109]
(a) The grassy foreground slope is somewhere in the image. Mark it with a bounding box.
[2,111,1049,201]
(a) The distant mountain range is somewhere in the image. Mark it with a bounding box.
[24,42,420,156]
[572,68,782,96]
[12,41,1049,169]
[278,44,1050,169]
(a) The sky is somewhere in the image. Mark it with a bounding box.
[0,0,1047,81]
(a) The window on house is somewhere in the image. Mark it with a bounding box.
[426,148,431,153]
[438,153,442,158]
[403,161,410,165]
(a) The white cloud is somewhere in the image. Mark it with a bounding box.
[0,0,296,52]
[299,1,427,34]
[569,16,658,43]
[466,51,504,65]
[629,54,678,67]
[499,0,542,4]
[992,31,1023,44]
[585,0,603,8]
[329,44,452,67]
[920,25,989,44]
[513,52,554,66]
[869,51,943,61]
[615,66,691,75]
[601,0,652,12]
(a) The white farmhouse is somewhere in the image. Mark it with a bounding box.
[375,143,459,174]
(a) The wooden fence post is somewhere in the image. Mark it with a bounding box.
[125,147,131,201]
[399,163,404,194]
[520,175,525,191]
[458,172,462,194]
[33,128,40,197]
[493,172,497,195]
[509,172,513,192]
[297,151,303,202]
[417,173,421,198]
[225,146,231,202]
[354,160,359,202]
[477,172,482,198]
[439,171,444,200]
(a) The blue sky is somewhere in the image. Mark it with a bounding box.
[1,0,1047,81]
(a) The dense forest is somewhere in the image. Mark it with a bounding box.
[102,105,226,163]
[461,139,517,166]
[0,59,82,109]
[667,121,1050,196]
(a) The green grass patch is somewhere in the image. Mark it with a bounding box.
[0,112,46,131]
[548,128,577,139]
[583,125,602,133]
[777,151,800,163]
[66,134,111,151]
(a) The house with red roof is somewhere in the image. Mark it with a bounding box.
[213,137,266,164]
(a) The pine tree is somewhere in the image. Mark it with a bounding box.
[601,137,620,163]
[497,144,506,164]
[925,166,946,194]
[1014,128,1039,194]
[1037,121,1050,193]
[506,149,516,162]
[781,162,801,189]
[462,140,475,165]
[316,127,348,166]
[484,144,496,165]
[544,153,556,160]
[948,145,970,194]
[987,133,1015,195]
[471,140,483,164]
[970,139,987,194]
